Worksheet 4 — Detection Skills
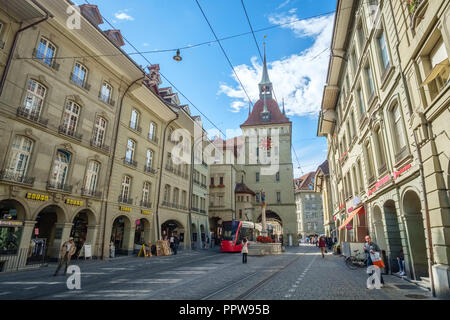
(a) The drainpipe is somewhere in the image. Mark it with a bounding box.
[387,0,435,297]
[154,113,179,241]
[101,75,145,259]
[0,0,52,97]
[188,134,195,250]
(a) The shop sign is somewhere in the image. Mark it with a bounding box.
[368,174,391,196]
[26,193,49,201]
[394,163,412,180]
[65,199,83,206]
[0,220,23,227]
[120,206,131,212]
[34,228,39,235]
[346,224,352,231]
[135,219,141,226]
[141,210,151,215]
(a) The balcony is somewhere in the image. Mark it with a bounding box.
[70,73,91,91]
[16,107,48,127]
[193,179,200,185]
[81,188,102,198]
[123,158,137,168]
[140,200,152,208]
[200,209,207,214]
[118,195,133,205]
[144,165,157,175]
[90,139,110,153]
[0,170,35,186]
[58,125,83,141]
[202,161,208,168]
[179,205,188,211]
[201,183,207,189]
[129,122,142,133]
[47,181,73,193]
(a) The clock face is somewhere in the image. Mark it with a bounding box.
[260,137,272,150]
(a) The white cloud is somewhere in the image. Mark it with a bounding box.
[115,11,134,21]
[219,13,334,117]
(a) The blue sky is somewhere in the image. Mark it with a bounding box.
[74,0,337,177]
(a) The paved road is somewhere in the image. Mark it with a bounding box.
[0,244,433,300]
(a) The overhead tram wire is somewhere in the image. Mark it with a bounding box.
[83,0,227,139]
[292,146,304,176]
[240,0,278,104]
[194,0,254,108]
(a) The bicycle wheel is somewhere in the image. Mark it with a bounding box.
[345,257,358,270]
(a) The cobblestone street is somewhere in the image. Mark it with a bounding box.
[0,244,434,300]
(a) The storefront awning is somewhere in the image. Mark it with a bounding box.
[421,59,449,87]
[338,207,365,231]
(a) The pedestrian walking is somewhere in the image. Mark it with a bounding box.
[364,235,384,287]
[53,237,76,276]
[206,236,210,249]
[173,234,179,255]
[318,236,327,258]
[396,248,406,276]
[241,237,249,264]
[169,234,175,254]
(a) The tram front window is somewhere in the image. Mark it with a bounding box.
[222,221,239,242]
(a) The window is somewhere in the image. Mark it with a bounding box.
[391,103,407,155]
[120,176,131,202]
[357,87,365,117]
[182,191,187,207]
[377,31,390,71]
[163,185,171,203]
[130,109,140,130]
[146,149,154,169]
[125,139,136,164]
[219,177,224,185]
[36,37,56,66]
[357,24,365,53]
[357,160,364,191]
[239,210,242,219]
[256,172,260,182]
[351,49,358,75]
[50,150,71,187]
[375,126,386,172]
[7,136,33,177]
[423,39,449,95]
[277,192,281,202]
[276,172,280,182]
[351,112,357,138]
[173,188,179,206]
[92,116,107,146]
[149,122,157,141]
[61,101,81,136]
[84,160,100,194]
[365,141,375,183]
[23,79,46,118]
[365,64,375,96]
[100,82,112,104]
[352,166,359,196]
[71,62,88,87]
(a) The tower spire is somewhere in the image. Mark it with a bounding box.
[259,42,273,101]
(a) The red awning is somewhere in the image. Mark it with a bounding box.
[339,206,365,231]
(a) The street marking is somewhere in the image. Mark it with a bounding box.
[159,270,207,275]
[96,290,151,293]
[100,268,129,271]
[0,292,10,296]
[110,278,182,284]
[82,272,108,275]
[289,289,295,292]
[284,294,292,298]
[24,286,38,290]
[175,267,218,271]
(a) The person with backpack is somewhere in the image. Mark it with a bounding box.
[241,237,249,264]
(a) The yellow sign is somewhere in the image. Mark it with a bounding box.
[65,199,83,206]
[141,210,151,215]
[138,244,152,257]
[120,206,131,212]
[26,193,49,201]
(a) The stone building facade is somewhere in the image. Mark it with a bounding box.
[294,172,324,240]
[313,161,334,238]
[317,0,449,298]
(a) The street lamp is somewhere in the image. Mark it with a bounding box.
[173,49,182,62]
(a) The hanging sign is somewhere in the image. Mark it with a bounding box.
[0,220,23,227]
[346,224,352,231]
[135,219,141,226]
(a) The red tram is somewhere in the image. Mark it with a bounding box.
[220,220,262,252]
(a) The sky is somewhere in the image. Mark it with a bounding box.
[73,0,337,178]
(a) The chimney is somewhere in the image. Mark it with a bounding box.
[104,30,125,47]
[79,4,104,26]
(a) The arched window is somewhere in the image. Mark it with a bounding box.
[163,185,171,204]
[61,100,81,136]
[23,79,46,118]
[125,139,136,164]
[173,188,180,206]
[71,62,88,87]
[84,160,100,195]
[92,116,107,147]
[146,149,154,169]
[120,175,131,202]
[100,82,113,104]
[391,102,407,156]
[7,136,33,178]
[50,150,71,187]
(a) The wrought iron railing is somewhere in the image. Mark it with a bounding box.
[144,165,157,174]
[81,188,102,198]
[58,125,83,141]
[118,195,133,205]
[0,170,35,185]
[16,107,48,127]
[47,181,73,192]
[123,158,137,167]
[140,200,152,208]
[90,139,110,153]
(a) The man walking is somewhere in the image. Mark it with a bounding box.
[364,235,384,287]
[54,237,76,276]
[318,236,327,258]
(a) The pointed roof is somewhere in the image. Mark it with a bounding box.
[260,46,272,86]
[235,183,256,195]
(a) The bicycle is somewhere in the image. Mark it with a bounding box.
[345,249,367,270]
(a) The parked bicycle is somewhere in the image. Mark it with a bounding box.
[345,249,367,270]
